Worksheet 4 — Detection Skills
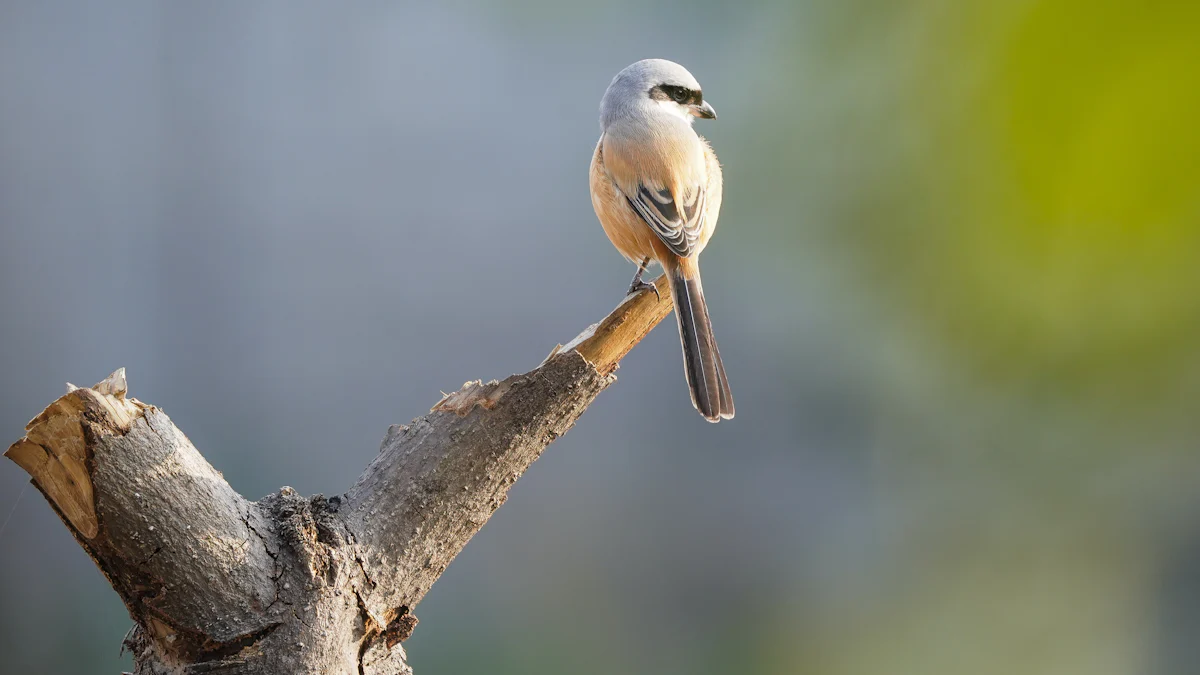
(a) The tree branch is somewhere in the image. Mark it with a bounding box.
[5,276,672,674]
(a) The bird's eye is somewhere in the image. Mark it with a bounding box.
[672,88,689,103]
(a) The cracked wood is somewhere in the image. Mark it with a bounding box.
[5,278,674,674]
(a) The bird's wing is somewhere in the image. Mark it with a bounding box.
[626,180,706,258]
[600,131,709,259]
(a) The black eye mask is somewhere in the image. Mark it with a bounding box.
[649,84,703,107]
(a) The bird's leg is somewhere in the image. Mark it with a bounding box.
[627,257,660,300]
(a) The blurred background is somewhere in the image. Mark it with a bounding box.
[1,1,1198,673]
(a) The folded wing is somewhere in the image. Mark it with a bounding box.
[626,181,707,258]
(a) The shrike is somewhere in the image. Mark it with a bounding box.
[589,59,734,422]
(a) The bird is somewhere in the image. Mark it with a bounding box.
[589,59,734,422]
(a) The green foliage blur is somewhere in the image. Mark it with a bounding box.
[727,2,1200,673]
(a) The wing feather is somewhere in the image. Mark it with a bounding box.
[626,182,706,258]
[599,130,709,258]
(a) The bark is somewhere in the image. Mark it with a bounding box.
[4,276,672,675]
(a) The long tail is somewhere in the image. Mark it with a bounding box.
[665,257,734,422]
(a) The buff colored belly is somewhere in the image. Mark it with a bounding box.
[589,140,667,264]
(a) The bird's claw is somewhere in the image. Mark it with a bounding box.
[627,279,661,300]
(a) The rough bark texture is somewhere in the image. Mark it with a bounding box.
[5,276,672,675]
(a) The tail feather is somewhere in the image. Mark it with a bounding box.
[667,260,734,422]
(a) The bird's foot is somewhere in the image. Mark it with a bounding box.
[627,278,661,300]
[626,257,659,299]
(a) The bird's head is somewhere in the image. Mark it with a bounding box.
[600,59,716,130]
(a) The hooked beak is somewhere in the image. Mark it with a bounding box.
[690,100,717,120]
